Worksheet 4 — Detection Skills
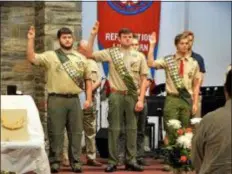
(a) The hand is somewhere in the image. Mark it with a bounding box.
[28,26,35,39]
[135,100,144,112]
[84,100,92,109]
[149,32,156,45]
[192,103,198,116]
[80,48,93,58]
[91,21,99,35]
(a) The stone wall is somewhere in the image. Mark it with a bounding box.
[0,2,82,142]
[1,2,36,96]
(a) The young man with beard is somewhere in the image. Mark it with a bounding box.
[90,28,148,172]
[147,32,201,171]
[27,26,92,173]
[62,22,103,167]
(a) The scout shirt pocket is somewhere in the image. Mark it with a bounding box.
[129,60,141,88]
[54,60,64,72]
[54,59,85,77]
[130,60,140,81]
[130,60,140,73]
[75,61,85,77]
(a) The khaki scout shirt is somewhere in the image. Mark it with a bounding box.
[93,48,148,91]
[87,59,101,84]
[34,49,91,94]
[152,54,201,95]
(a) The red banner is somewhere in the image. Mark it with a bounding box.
[97,1,161,76]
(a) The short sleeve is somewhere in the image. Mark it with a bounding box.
[92,49,111,62]
[96,64,102,82]
[87,60,101,82]
[139,53,148,76]
[34,51,51,68]
[153,58,166,69]
[84,62,92,80]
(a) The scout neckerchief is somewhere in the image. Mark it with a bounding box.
[55,48,84,89]
[108,47,137,97]
[164,55,192,106]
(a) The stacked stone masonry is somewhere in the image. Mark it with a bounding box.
[0,2,82,149]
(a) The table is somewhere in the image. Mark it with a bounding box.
[1,95,50,174]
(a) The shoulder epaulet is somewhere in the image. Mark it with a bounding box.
[164,55,173,60]
[164,54,173,58]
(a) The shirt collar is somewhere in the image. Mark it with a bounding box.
[120,47,132,53]
[175,53,190,61]
[60,48,75,55]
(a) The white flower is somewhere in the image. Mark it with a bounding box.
[167,119,182,129]
[190,118,202,125]
[185,132,193,139]
[176,133,193,149]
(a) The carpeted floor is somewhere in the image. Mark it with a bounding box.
[59,157,195,174]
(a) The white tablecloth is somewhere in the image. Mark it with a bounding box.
[1,95,50,174]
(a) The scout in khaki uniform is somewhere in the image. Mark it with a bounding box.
[27,26,92,173]
[62,23,103,167]
[147,32,201,171]
[90,27,148,172]
[77,39,103,166]
[83,58,102,166]
[79,24,102,166]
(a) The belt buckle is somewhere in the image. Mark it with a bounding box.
[123,91,127,95]
[66,94,72,98]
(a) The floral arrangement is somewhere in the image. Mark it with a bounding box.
[165,118,202,174]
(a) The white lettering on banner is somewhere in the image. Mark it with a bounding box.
[105,33,118,41]
[139,44,149,52]
[141,34,150,41]
[105,33,152,42]
[104,32,151,52]
[134,33,152,42]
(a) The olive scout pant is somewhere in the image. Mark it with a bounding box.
[107,93,138,165]
[163,95,191,138]
[83,96,97,160]
[63,96,97,160]
[47,95,83,167]
[118,102,148,161]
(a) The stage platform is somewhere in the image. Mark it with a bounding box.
[59,156,195,174]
